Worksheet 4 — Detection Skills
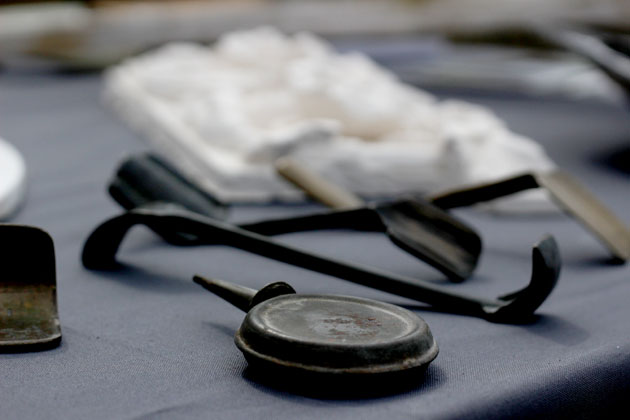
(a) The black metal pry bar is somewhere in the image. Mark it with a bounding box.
[81,204,560,323]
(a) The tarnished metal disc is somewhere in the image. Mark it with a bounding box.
[235,294,438,376]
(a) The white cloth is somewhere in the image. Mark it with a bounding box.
[0,137,27,219]
[104,27,556,211]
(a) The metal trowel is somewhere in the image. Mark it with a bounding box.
[0,225,61,352]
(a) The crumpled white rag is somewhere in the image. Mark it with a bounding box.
[104,27,556,211]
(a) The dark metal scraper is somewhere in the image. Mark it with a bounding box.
[0,225,61,352]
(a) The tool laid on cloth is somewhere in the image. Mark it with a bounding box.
[0,225,61,352]
[108,154,228,245]
[0,137,27,221]
[109,154,482,281]
[431,172,630,262]
[277,157,630,262]
[82,204,560,323]
[193,275,438,382]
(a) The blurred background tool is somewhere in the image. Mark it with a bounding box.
[0,0,628,103]
[533,26,630,96]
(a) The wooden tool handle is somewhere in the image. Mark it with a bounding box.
[275,157,364,210]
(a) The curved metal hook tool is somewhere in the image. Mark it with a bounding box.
[82,204,560,323]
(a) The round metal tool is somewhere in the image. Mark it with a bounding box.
[194,276,438,379]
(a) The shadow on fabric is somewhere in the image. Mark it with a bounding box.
[241,363,446,400]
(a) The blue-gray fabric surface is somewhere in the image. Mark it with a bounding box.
[1,69,629,419]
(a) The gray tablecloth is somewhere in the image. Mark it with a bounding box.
[1,70,629,420]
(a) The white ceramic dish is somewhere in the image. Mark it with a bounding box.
[0,137,27,220]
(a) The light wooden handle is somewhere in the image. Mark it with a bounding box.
[275,157,364,210]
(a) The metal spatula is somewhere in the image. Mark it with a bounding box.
[0,225,61,352]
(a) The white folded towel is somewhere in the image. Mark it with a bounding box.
[104,27,555,211]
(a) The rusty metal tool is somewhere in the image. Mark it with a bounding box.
[277,158,630,262]
[0,225,61,352]
[193,274,438,382]
[110,154,481,281]
[82,204,560,323]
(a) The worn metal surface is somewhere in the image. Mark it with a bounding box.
[0,225,61,352]
[236,294,438,376]
[193,276,438,378]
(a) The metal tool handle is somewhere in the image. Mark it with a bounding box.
[193,275,296,312]
[110,154,226,218]
[240,208,384,235]
[428,174,539,210]
[275,157,364,210]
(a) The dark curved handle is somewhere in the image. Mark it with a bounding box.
[429,174,539,209]
[240,208,385,235]
[484,235,561,322]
